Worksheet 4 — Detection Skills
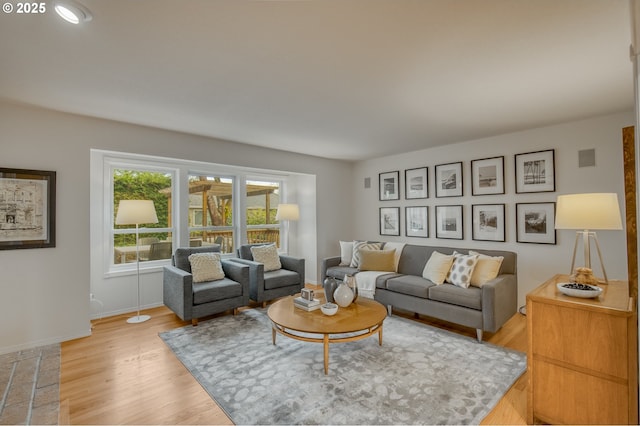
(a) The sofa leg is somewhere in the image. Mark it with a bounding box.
[387,305,392,316]
[476,329,483,342]
[261,301,267,308]
[414,312,420,319]
[192,318,198,326]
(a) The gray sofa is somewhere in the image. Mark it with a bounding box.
[321,244,517,341]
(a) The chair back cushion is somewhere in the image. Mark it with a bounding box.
[237,243,271,261]
[174,245,221,272]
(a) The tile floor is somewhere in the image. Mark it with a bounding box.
[0,344,60,425]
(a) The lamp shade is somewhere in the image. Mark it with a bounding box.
[115,200,158,225]
[275,203,300,221]
[555,193,622,230]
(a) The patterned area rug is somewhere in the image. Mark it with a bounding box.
[160,309,525,425]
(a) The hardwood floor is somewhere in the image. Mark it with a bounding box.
[60,299,528,425]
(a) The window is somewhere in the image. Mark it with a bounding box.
[188,174,234,254]
[246,180,281,247]
[112,168,174,264]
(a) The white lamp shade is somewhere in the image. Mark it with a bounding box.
[555,193,622,230]
[115,200,159,225]
[275,203,300,221]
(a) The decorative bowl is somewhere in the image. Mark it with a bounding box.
[556,282,603,299]
[320,302,338,316]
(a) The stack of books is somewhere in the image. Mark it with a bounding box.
[294,296,321,311]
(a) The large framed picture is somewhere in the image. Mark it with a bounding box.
[435,205,463,239]
[405,206,428,238]
[515,149,555,193]
[435,162,463,197]
[471,156,505,195]
[0,168,56,250]
[516,202,556,244]
[404,167,428,199]
[379,171,400,201]
[472,204,505,242]
[380,207,400,236]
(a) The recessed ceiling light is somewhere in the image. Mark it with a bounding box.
[53,0,92,24]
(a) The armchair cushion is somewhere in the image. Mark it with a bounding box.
[193,278,243,305]
[189,252,225,283]
[264,268,301,290]
[250,244,281,271]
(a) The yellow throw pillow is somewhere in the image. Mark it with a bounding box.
[469,250,504,287]
[250,244,282,272]
[188,252,225,283]
[358,248,396,272]
[422,251,455,285]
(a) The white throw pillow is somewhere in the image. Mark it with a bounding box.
[422,251,455,285]
[350,241,383,268]
[446,253,479,288]
[250,244,282,272]
[469,250,504,287]
[339,240,354,266]
[189,252,225,283]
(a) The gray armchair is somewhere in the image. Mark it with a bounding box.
[163,245,250,325]
[233,243,305,307]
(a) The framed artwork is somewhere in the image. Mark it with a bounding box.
[435,162,463,197]
[405,206,428,238]
[515,149,555,193]
[0,168,56,250]
[471,156,505,195]
[435,205,463,239]
[380,207,400,236]
[516,202,556,244]
[472,204,506,242]
[379,171,400,201]
[404,167,428,199]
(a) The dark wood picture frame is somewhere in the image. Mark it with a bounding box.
[516,202,556,244]
[405,206,428,238]
[515,149,555,193]
[0,167,56,250]
[404,167,428,199]
[472,203,506,242]
[379,171,400,201]
[435,205,463,239]
[435,162,463,198]
[471,156,505,195]
[380,207,400,236]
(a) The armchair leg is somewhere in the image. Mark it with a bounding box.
[192,318,198,326]
[233,308,239,315]
[261,301,267,308]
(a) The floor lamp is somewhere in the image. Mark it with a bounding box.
[275,203,299,254]
[115,200,158,323]
[555,193,623,284]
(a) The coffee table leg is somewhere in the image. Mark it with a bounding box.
[272,326,276,345]
[378,325,383,346]
[323,334,329,375]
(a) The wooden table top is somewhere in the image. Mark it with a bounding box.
[267,293,387,334]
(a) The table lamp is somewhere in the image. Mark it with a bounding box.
[115,200,158,323]
[275,203,299,254]
[555,193,623,284]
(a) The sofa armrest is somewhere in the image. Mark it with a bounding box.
[162,265,194,321]
[229,258,265,301]
[321,256,342,283]
[221,259,250,299]
[280,255,305,280]
[481,274,518,333]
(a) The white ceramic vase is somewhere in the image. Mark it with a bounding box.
[333,281,354,307]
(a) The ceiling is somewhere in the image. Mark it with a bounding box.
[0,0,634,161]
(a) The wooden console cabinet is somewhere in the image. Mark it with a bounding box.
[527,274,638,424]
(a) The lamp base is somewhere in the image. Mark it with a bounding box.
[570,267,600,285]
[127,314,151,324]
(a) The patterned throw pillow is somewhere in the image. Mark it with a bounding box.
[422,251,455,285]
[350,241,383,268]
[250,244,282,272]
[446,253,479,288]
[188,252,225,283]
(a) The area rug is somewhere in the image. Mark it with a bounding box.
[160,309,526,425]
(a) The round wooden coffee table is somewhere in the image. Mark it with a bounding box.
[267,293,387,374]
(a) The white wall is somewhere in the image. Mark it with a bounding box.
[0,100,353,354]
[352,111,634,307]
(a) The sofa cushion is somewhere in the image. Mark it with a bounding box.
[428,284,482,310]
[469,250,504,287]
[386,275,435,299]
[359,248,396,272]
[326,265,359,280]
[189,252,225,283]
[445,253,479,288]
[193,278,243,305]
[339,240,354,266]
[375,273,403,289]
[251,244,281,271]
[264,268,300,290]
[350,241,383,267]
[422,251,455,285]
